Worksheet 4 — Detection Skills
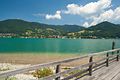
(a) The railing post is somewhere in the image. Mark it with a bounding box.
[55,64,60,80]
[112,41,115,55]
[106,53,109,67]
[89,56,93,76]
[5,76,9,80]
[117,50,119,61]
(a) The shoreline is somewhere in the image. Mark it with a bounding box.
[0,37,119,39]
[0,53,104,67]
[0,53,104,80]
[0,53,80,65]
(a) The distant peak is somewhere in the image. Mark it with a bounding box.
[2,19,26,22]
[95,21,116,26]
[101,21,112,24]
[4,19,23,21]
[99,21,113,24]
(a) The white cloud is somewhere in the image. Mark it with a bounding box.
[45,11,61,20]
[62,0,120,27]
[64,0,111,16]
[34,0,120,27]
[89,7,120,26]
[83,22,89,27]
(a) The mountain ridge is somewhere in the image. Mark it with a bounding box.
[0,19,120,38]
[0,19,84,34]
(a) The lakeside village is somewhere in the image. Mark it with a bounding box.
[0,27,119,39]
[0,33,99,39]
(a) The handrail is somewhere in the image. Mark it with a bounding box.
[40,54,119,80]
[0,48,120,79]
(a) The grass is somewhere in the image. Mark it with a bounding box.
[0,67,10,71]
[32,67,53,78]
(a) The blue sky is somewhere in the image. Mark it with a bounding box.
[0,0,120,27]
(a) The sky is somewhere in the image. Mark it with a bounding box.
[0,0,120,27]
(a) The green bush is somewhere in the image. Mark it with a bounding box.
[0,67,10,71]
[32,68,53,78]
[7,77,17,80]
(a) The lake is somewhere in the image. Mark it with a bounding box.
[0,38,120,54]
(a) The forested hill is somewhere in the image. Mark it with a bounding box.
[0,19,120,38]
[0,19,84,34]
[67,21,120,38]
[88,21,120,38]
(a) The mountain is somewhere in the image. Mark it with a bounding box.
[87,21,120,38]
[0,19,84,34]
[88,21,120,30]
[70,21,120,38]
[60,25,85,33]
[0,19,120,38]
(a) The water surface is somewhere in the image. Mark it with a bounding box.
[0,38,119,54]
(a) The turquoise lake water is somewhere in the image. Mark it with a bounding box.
[0,38,120,54]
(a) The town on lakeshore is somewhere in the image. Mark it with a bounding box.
[0,19,120,39]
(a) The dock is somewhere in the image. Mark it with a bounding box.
[80,59,120,80]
